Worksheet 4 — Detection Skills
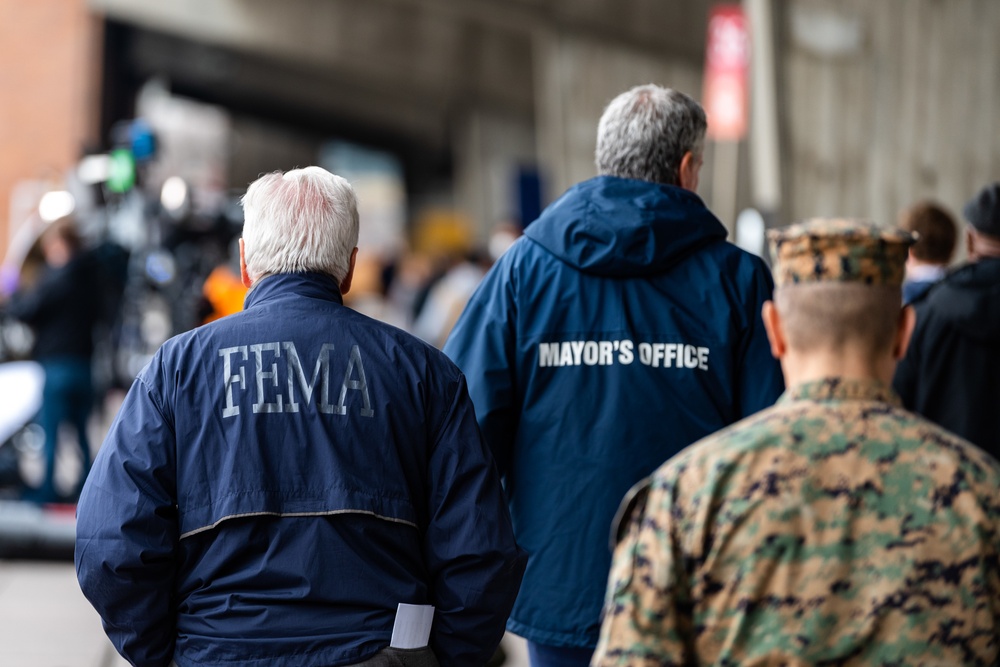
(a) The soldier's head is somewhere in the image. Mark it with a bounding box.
[240,166,359,293]
[762,219,916,385]
[595,84,706,191]
[962,181,1000,261]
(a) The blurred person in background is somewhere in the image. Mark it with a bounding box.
[443,84,783,667]
[76,166,525,667]
[6,216,101,503]
[897,200,957,304]
[594,219,1000,666]
[413,221,521,349]
[198,238,247,324]
[894,181,1000,455]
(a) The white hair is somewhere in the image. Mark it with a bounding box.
[240,166,359,286]
[595,84,707,187]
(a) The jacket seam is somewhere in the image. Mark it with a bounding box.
[179,509,417,539]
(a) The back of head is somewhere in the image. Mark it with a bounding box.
[595,84,706,187]
[43,216,83,252]
[963,182,1000,256]
[897,201,957,264]
[774,283,902,360]
[241,167,359,285]
[768,219,914,360]
[40,216,83,268]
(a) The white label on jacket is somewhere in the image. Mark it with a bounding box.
[537,340,709,370]
[218,341,374,418]
[390,603,435,649]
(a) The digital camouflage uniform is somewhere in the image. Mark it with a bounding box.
[593,220,1000,667]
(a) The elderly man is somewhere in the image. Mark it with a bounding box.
[594,219,1000,666]
[76,167,526,667]
[443,84,783,667]
[894,182,1000,454]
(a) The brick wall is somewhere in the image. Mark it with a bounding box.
[0,0,102,260]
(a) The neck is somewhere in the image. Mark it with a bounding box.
[781,347,895,389]
[971,232,1000,260]
[905,263,947,282]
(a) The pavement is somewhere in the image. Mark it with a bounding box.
[0,387,531,667]
[0,559,129,667]
[0,554,529,666]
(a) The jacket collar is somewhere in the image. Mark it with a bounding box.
[244,272,344,309]
[523,176,728,278]
[779,377,901,407]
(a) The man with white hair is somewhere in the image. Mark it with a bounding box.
[443,85,783,667]
[76,167,526,667]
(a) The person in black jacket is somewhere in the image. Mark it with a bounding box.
[893,182,1000,455]
[7,217,102,503]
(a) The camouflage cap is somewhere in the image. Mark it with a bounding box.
[767,218,915,287]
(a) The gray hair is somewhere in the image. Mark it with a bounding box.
[240,166,359,286]
[595,84,707,187]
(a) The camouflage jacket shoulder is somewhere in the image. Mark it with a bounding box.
[595,377,1000,667]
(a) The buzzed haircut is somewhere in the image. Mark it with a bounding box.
[897,201,957,265]
[775,283,902,360]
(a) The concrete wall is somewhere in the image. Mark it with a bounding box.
[534,32,703,202]
[780,0,1000,237]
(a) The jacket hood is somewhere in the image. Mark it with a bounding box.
[923,258,1000,344]
[523,176,728,277]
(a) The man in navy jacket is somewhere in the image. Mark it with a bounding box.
[76,167,526,667]
[443,85,784,667]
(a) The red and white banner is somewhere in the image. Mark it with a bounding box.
[703,4,750,141]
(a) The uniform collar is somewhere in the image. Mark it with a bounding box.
[244,272,344,309]
[778,377,901,407]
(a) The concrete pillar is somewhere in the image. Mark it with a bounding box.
[453,110,536,240]
[533,31,702,202]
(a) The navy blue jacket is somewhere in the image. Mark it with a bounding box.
[443,176,784,648]
[76,272,526,667]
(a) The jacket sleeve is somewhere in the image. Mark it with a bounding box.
[423,373,527,667]
[75,371,179,667]
[736,260,784,417]
[441,258,518,477]
[592,478,694,667]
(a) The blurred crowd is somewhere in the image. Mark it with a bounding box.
[0,128,521,503]
[5,82,1000,667]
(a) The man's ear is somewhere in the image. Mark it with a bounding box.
[893,305,917,360]
[239,238,252,288]
[761,300,786,360]
[678,150,702,192]
[340,247,358,295]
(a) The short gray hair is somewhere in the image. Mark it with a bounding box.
[241,166,359,286]
[595,84,707,187]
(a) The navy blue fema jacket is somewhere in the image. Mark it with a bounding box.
[443,176,784,648]
[76,272,526,667]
